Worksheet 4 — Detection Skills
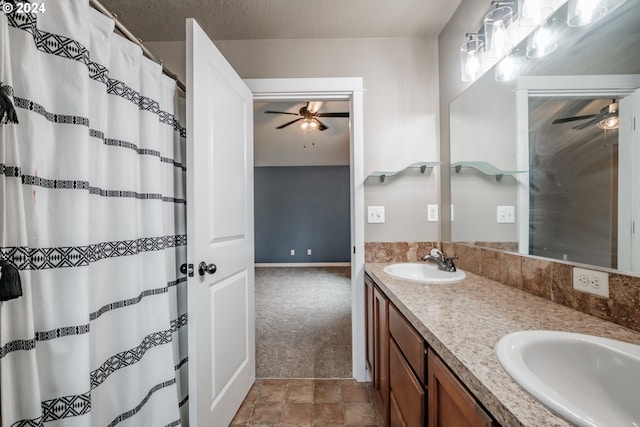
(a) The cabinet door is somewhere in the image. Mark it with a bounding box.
[428,351,495,427]
[365,276,374,374]
[373,285,389,422]
[389,340,426,427]
[389,391,408,427]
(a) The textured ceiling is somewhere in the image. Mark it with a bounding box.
[98,0,463,42]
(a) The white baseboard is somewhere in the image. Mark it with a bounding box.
[255,262,351,268]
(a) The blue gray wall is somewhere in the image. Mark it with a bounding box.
[254,166,350,263]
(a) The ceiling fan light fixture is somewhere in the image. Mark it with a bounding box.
[299,118,319,131]
[597,116,620,130]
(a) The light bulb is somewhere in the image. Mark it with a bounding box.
[598,116,620,129]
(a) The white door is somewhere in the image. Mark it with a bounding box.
[186,19,255,427]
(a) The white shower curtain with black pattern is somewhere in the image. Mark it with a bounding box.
[0,1,188,425]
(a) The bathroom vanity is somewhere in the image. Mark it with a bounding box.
[364,263,640,426]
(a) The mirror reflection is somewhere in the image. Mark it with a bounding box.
[450,0,640,273]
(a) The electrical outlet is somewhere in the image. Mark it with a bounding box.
[572,267,609,298]
[290,249,295,256]
[307,249,312,256]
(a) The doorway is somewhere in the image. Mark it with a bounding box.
[245,77,367,382]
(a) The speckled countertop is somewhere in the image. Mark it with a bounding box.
[365,263,640,427]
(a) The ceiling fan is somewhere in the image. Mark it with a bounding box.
[551,99,619,130]
[265,101,349,131]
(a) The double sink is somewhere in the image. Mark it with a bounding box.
[382,262,640,426]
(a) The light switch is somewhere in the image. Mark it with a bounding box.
[427,204,439,222]
[497,205,515,223]
[368,206,385,223]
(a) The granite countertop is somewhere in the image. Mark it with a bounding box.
[365,263,640,427]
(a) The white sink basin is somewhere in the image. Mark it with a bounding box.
[496,330,640,427]
[383,263,465,283]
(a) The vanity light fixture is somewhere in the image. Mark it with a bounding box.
[460,34,485,82]
[567,0,607,27]
[526,20,557,58]
[495,51,524,81]
[519,0,554,27]
[484,4,514,57]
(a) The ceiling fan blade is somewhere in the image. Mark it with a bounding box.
[317,119,328,131]
[552,114,598,124]
[276,118,303,129]
[572,113,606,130]
[316,112,350,118]
[265,110,300,116]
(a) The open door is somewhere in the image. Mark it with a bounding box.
[186,19,255,426]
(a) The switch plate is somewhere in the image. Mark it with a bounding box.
[573,267,609,298]
[427,204,439,222]
[497,205,515,223]
[368,206,385,223]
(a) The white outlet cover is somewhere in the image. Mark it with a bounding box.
[368,206,385,223]
[573,267,609,298]
[497,205,515,223]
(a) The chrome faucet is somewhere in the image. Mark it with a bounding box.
[422,248,457,272]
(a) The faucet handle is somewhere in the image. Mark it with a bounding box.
[430,248,444,259]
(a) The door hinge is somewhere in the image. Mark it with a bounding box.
[353,246,356,254]
[633,221,636,234]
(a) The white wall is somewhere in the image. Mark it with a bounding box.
[147,37,441,242]
[437,1,492,240]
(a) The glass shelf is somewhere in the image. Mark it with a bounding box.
[367,162,440,183]
[451,161,527,182]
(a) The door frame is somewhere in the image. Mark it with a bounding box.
[245,77,366,381]
[515,75,640,270]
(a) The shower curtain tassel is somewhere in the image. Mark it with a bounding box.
[0,260,23,301]
[0,84,19,125]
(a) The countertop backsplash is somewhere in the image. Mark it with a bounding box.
[365,241,640,333]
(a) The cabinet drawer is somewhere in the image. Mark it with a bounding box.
[390,339,426,427]
[389,303,426,383]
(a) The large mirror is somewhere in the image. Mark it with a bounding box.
[450,0,640,273]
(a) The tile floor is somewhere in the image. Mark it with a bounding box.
[230,378,384,426]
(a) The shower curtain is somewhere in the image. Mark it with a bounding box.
[0,1,188,425]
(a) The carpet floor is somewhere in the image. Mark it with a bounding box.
[255,267,352,378]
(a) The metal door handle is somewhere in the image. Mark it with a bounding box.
[198,262,217,276]
[180,263,194,277]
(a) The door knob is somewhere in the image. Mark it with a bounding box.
[198,262,217,276]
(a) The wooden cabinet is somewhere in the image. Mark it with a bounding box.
[389,339,426,427]
[365,272,500,427]
[428,350,496,427]
[365,274,389,424]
